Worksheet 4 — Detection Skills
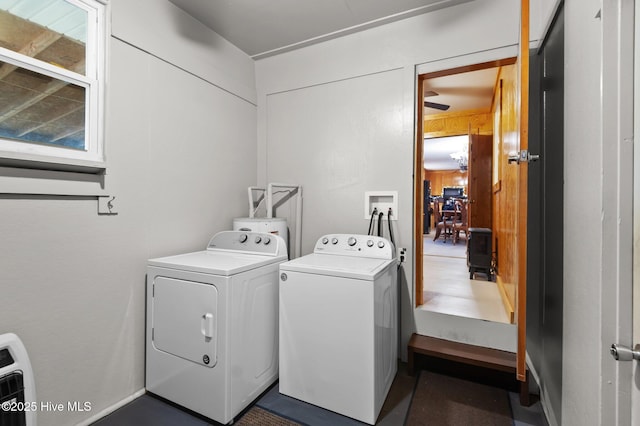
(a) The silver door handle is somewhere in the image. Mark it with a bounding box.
[508,153,520,164]
[508,150,540,164]
[610,343,640,361]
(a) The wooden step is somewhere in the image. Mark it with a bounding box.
[407,333,530,406]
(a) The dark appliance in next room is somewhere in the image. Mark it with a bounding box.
[468,228,492,281]
[442,186,464,200]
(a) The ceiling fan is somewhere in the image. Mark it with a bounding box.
[424,90,450,111]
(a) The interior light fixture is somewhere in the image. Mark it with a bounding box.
[450,150,468,171]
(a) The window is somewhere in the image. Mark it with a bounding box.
[0,0,107,171]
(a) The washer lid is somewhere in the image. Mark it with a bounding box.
[148,250,286,276]
[279,253,394,280]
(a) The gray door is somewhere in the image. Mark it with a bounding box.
[527,2,564,423]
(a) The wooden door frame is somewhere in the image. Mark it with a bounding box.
[516,0,529,382]
[412,0,530,387]
[414,58,517,308]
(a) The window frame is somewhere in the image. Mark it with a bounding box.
[0,0,108,173]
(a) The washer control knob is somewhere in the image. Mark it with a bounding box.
[367,240,374,247]
[322,237,329,245]
[377,240,385,249]
[239,234,248,243]
[263,237,271,245]
[331,237,339,245]
[255,236,262,244]
[347,237,357,247]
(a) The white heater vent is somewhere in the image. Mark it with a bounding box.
[0,334,36,426]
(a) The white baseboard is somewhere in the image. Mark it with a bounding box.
[75,388,146,426]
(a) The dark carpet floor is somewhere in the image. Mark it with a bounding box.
[93,363,546,426]
[405,371,512,426]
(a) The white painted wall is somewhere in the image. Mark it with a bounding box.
[111,0,256,104]
[0,1,256,425]
[256,0,521,360]
[563,1,603,425]
[0,1,615,425]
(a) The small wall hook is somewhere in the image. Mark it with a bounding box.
[98,195,118,215]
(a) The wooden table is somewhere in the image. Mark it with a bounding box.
[440,209,461,221]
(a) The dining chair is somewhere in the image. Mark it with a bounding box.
[432,199,453,242]
[453,202,469,245]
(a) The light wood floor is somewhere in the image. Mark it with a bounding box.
[420,233,509,324]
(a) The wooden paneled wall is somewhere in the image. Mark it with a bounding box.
[424,108,493,138]
[424,169,468,197]
[423,107,486,206]
[492,64,518,312]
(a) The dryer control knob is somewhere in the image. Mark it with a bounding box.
[331,238,339,245]
[239,234,248,243]
[377,240,385,249]
[322,237,329,245]
[367,240,374,247]
[347,237,357,247]
[255,236,262,244]
[263,237,271,245]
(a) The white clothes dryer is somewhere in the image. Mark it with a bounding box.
[278,234,398,425]
[146,231,287,424]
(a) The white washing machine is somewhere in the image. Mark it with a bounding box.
[279,234,398,425]
[146,231,287,424]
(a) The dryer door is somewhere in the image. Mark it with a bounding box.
[152,277,218,368]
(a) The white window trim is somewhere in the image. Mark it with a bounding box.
[0,0,108,173]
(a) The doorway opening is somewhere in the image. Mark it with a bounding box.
[414,58,517,325]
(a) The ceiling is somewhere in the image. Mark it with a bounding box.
[423,67,498,115]
[422,66,499,170]
[169,0,474,59]
[424,135,469,170]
